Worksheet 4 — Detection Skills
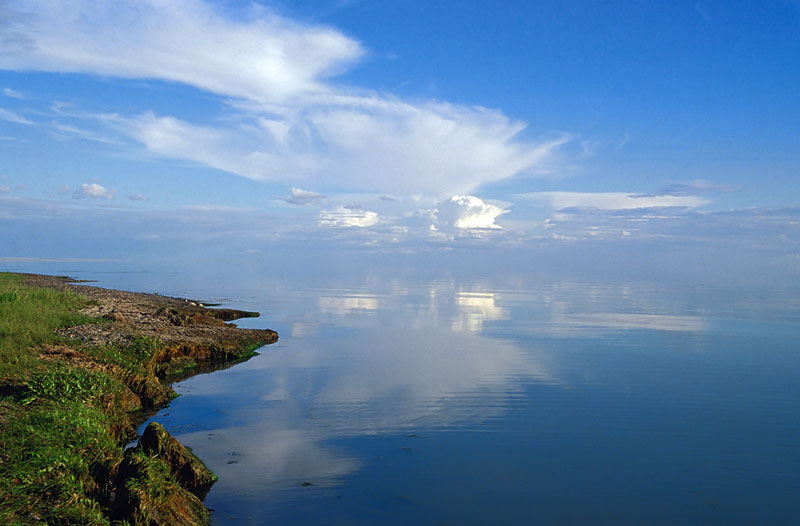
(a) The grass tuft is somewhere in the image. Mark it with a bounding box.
[22,365,121,406]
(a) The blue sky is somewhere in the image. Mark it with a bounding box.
[0,0,799,261]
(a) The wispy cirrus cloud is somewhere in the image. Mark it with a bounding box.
[519,191,710,211]
[0,0,569,198]
[653,179,739,196]
[3,88,24,99]
[0,0,362,103]
[0,107,32,124]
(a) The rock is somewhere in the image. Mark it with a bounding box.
[112,422,217,525]
[103,311,127,322]
[138,422,217,499]
[125,374,175,409]
[113,453,210,526]
[188,313,226,327]
[119,384,143,412]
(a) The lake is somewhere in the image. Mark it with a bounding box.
[7,257,800,524]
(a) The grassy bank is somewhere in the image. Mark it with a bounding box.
[0,273,95,378]
[0,273,273,525]
[0,273,122,523]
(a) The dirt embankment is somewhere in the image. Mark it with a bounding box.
[25,273,276,362]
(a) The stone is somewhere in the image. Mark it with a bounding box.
[138,422,217,499]
[111,422,217,525]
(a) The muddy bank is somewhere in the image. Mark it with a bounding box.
[15,273,278,524]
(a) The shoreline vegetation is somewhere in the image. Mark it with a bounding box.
[0,272,278,525]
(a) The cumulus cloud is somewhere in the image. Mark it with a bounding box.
[128,193,147,201]
[433,195,509,231]
[519,191,710,210]
[282,187,325,206]
[73,183,116,200]
[318,206,379,228]
[0,0,569,197]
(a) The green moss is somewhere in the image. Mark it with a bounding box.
[156,356,198,380]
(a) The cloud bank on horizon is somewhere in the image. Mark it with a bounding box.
[0,0,567,199]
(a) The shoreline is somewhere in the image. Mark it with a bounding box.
[0,272,278,525]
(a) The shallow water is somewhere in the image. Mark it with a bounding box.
[7,260,800,524]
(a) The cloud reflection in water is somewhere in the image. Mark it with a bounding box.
[167,277,710,512]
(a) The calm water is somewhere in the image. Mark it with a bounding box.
[7,260,800,524]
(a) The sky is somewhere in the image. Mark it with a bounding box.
[0,0,799,268]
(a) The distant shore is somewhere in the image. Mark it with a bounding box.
[0,272,277,525]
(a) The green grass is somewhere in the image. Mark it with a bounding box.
[0,401,119,525]
[0,273,123,524]
[0,273,95,378]
[122,451,181,505]
[86,335,165,378]
[22,365,125,407]
[0,272,251,524]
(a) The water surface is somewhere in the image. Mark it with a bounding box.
[152,274,800,524]
[6,260,800,524]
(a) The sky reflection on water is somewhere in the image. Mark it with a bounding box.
[129,269,800,525]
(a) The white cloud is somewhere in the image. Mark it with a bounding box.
[318,206,379,228]
[0,186,9,193]
[3,88,23,99]
[0,0,569,198]
[73,183,116,200]
[0,107,32,125]
[519,191,710,210]
[128,193,147,201]
[434,195,508,230]
[0,0,363,103]
[107,103,567,197]
[283,187,325,206]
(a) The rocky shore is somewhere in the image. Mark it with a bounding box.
[1,273,278,525]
